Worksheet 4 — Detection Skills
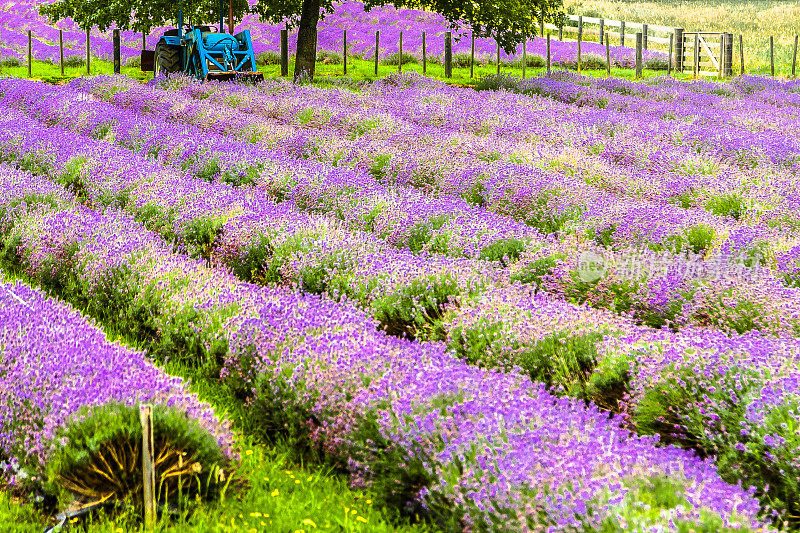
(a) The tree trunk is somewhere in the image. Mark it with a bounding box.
[294,0,320,81]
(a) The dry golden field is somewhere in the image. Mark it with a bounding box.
[563,0,800,75]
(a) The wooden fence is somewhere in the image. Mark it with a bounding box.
[6,18,797,81]
[545,15,677,53]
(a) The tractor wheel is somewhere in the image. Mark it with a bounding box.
[154,43,181,77]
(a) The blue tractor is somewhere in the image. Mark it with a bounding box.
[142,1,263,82]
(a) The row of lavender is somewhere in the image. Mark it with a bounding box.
[0,265,234,506]
[54,74,800,336]
[38,72,800,522]
[2,74,800,524]
[1,0,665,70]
[0,152,763,528]
[8,72,799,351]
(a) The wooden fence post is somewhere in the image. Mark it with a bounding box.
[469,33,474,78]
[113,29,121,74]
[718,33,724,78]
[599,19,604,45]
[280,28,288,76]
[674,28,683,71]
[694,32,699,79]
[445,31,452,78]
[642,23,648,49]
[522,39,527,78]
[140,405,156,532]
[606,32,611,76]
[620,21,625,47]
[547,33,551,74]
[635,32,643,78]
[577,18,583,75]
[422,31,427,75]
[27,30,31,78]
[374,30,379,75]
[85,27,90,76]
[793,35,798,78]
[739,34,744,75]
[770,35,774,77]
[59,29,64,77]
[398,31,403,73]
[668,33,673,76]
[496,38,500,76]
[724,33,734,77]
[343,30,347,75]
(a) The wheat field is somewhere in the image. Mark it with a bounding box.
[564,0,800,75]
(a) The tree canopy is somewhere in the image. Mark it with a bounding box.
[253,0,565,55]
[39,0,249,33]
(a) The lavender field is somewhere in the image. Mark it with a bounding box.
[1,66,800,530]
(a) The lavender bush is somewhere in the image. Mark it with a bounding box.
[0,274,234,508]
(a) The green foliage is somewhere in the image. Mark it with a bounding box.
[45,403,227,510]
[371,274,462,339]
[182,216,226,259]
[583,346,634,411]
[382,52,419,66]
[63,55,86,68]
[316,50,343,65]
[656,224,716,254]
[39,0,249,33]
[703,289,770,334]
[0,491,41,532]
[195,157,221,182]
[3,436,427,532]
[401,216,450,253]
[478,238,526,267]
[227,232,276,285]
[460,179,487,206]
[252,0,564,58]
[233,365,325,464]
[564,273,637,314]
[448,320,619,404]
[633,364,800,523]
[644,55,670,71]
[596,476,749,532]
[513,54,546,68]
[257,50,282,65]
[704,193,746,220]
[345,412,463,528]
[0,57,21,68]
[509,254,561,289]
[576,53,608,70]
[474,73,521,92]
[297,107,316,125]
[527,203,582,235]
[369,153,393,179]
[451,52,473,68]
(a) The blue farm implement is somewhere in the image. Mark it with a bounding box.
[141,1,263,82]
